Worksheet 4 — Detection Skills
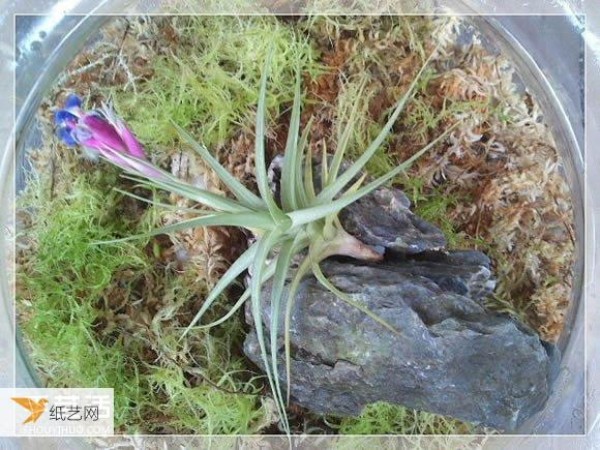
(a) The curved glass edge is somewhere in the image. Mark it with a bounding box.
[471,15,585,435]
[1,0,598,446]
[11,14,115,391]
[583,3,600,445]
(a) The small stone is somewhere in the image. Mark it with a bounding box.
[339,187,447,254]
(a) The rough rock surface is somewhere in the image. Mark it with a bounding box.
[339,187,447,254]
[244,259,557,431]
[384,250,496,303]
[251,155,557,431]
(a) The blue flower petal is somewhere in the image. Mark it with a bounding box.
[64,94,82,109]
[57,127,78,147]
[55,109,78,126]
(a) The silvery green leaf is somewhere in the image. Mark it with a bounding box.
[172,121,266,210]
[318,53,435,202]
[280,66,303,211]
[123,174,251,214]
[255,47,286,221]
[250,229,290,433]
[181,242,260,338]
[311,262,399,334]
[329,76,367,182]
[97,211,274,245]
[288,123,455,227]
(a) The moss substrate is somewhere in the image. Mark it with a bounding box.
[17,15,574,434]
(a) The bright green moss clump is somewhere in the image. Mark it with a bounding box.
[17,163,269,433]
[336,402,473,435]
[113,16,323,150]
[19,169,150,428]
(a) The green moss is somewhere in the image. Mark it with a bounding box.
[19,169,150,427]
[334,402,473,435]
[412,192,464,248]
[17,162,268,433]
[395,176,471,249]
[147,365,267,434]
[111,16,323,151]
[404,98,444,143]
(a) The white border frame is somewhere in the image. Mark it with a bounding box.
[1,0,597,447]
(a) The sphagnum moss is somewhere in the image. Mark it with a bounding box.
[110,16,324,152]
[334,401,474,435]
[312,15,574,339]
[18,168,149,429]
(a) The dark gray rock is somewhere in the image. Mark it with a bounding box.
[259,155,552,430]
[339,187,447,254]
[243,259,555,431]
[383,250,496,302]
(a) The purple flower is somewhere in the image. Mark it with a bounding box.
[55,94,161,178]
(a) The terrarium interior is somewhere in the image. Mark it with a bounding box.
[16,15,576,434]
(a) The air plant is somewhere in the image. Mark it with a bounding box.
[56,49,455,433]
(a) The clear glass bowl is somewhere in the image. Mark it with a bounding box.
[2,1,586,440]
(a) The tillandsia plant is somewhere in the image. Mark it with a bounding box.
[55,49,456,433]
